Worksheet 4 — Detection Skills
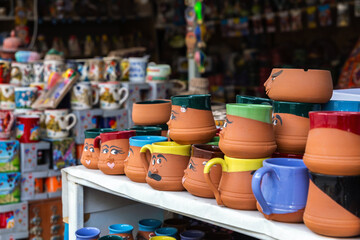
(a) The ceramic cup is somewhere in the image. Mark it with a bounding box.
[155,227,177,238]
[75,227,101,240]
[322,100,360,112]
[303,172,360,237]
[43,60,65,83]
[137,219,162,240]
[125,136,168,183]
[236,95,273,105]
[44,109,77,139]
[219,103,276,158]
[180,230,205,240]
[129,57,148,83]
[104,57,122,82]
[140,142,191,191]
[108,224,134,240]
[0,61,11,83]
[99,82,129,110]
[182,144,224,198]
[76,60,89,82]
[33,61,44,83]
[14,87,38,109]
[0,110,14,139]
[99,236,124,240]
[88,59,105,82]
[146,63,171,82]
[95,130,136,175]
[15,115,40,143]
[121,58,130,81]
[132,100,171,126]
[10,62,34,86]
[71,82,99,110]
[0,84,15,110]
[127,126,162,136]
[252,158,309,223]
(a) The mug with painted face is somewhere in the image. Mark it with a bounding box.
[236,95,273,105]
[99,82,129,110]
[95,130,136,175]
[44,109,77,139]
[71,82,99,110]
[137,219,162,240]
[108,224,134,240]
[140,142,191,191]
[0,84,15,110]
[14,87,38,109]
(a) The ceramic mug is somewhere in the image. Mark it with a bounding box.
[322,100,360,111]
[95,130,136,175]
[146,63,171,82]
[150,237,176,240]
[33,61,44,83]
[180,230,205,240]
[204,155,266,210]
[129,57,148,83]
[88,59,105,82]
[75,227,101,240]
[155,228,177,238]
[121,58,130,81]
[0,61,11,83]
[99,82,129,110]
[0,84,15,110]
[252,158,309,223]
[104,57,122,82]
[99,236,124,240]
[15,115,40,143]
[108,224,134,240]
[10,62,34,86]
[137,219,162,240]
[43,60,65,83]
[140,142,191,191]
[132,100,171,126]
[126,126,162,136]
[14,87,38,109]
[71,82,99,110]
[76,60,89,82]
[0,110,14,139]
[125,136,168,183]
[44,109,77,139]
[236,95,273,105]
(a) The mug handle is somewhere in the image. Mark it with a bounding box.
[140,144,153,173]
[251,167,277,215]
[64,113,77,131]
[117,87,129,106]
[92,88,99,106]
[5,112,14,133]
[94,136,101,149]
[204,158,227,206]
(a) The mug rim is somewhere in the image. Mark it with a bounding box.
[14,87,38,91]
[108,224,134,232]
[75,227,100,238]
[264,158,307,169]
[17,114,40,119]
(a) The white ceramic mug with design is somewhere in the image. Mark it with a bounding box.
[43,60,65,83]
[44,109,77,139]
[10,62,34,86]
[71,82,99,110]
[99,82,129,110]
[0,84,15,110]
[129,57,148,83]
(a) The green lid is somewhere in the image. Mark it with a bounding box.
[84,128,116,138]
[126,126,162,136]
[273,101,321,118]
[135,124,168,131]
[210,136,219,142]
[206,141,219,146]
[171,94,212,110]
[226,103,273,123]
[236,95,273,105]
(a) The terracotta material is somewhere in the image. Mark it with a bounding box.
[264,68,333,103]
[132,100,171,125]
[256,202,304,223]
[182,144,224,198]
[167,94,216,145]
[109,224,134,240]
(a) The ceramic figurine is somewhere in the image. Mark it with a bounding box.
[132,100,171,126]
[137,219,162,240]
[109,224,134,240]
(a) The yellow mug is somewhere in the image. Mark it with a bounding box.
[150,237,176,240]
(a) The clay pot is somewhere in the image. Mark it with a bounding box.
[127,126,162,136]
[273,101,321,154]
[182,144,224,198]
[162,218,190,234]
[95,130,136,175]
[168,94,217,144]
[124,136,167,183]
[303,172,360,237]
[304,111,360,175]
[219,104,276,158]
[264,68,333,103]
[137,219,162,240]
[109,224,134,240]
[204,156,266,210]
[141,142,191,191]
[236,95,273,105]
[132,100,171,125]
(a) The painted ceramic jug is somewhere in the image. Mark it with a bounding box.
[182,144,224,198]
[273,101,321,154]
[219,104,276,158]
[204,156,266,210]
[140,142,191,191]
[137,219,162,240]
[132,100,171,126]
[109,224,134,240]
[168,94,216,144]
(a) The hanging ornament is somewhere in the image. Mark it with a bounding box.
[185,32,197,58]
[194,1,203,24]
[195,50,206,73]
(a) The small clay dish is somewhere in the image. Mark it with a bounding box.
[132,100,171,125]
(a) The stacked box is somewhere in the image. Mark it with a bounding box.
[0,141,20,173]
[20,142,51,173]
[0,202,28,238]
[45,137,77,170]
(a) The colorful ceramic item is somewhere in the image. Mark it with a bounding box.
[137,219,162,240]
[129,57,148,83]
[44,109,77,139]
[99,236,123,240]
[322,100,360,112]
[15,115,40,143]
[182,144,224,198]
[204,155,265,210]
[0,84,15,110]
[33,61,44,83]
[108,224,134,240]
[140,142,191,191]
[43,60,65,83]
[180,230,205,240]
[155,227,177,238]
[99,82,129,110]
[168,94,217,144]
[10,62,34,86]
[146,63,171,82]
[75,227,100,240]
[88,59,105,82]
[0,110,14,139]
[14,87,37,109]
[104,57,122,82]
[0,61,11,83]
[252,158,309,223]
[132,100,171,125]
[219,103,276,158]
[236,95,273,105]
[0,140,20,172]
[71,82,99,110]
[127,127,162,136]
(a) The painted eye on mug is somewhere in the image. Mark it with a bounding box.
[157,158,161,164]
[84,146,88,151]
[189,163,195,170]
[89,147,94,153]
[152,159,155,165]
[110,149,119,155]
[102,148,109,154]
[128,151,130,157]
[170,113,176,120]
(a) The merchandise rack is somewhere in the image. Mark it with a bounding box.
[62,165,358,240]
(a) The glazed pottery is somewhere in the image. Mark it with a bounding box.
[236,95,273,105]
[204,155,265,210]
[0,84,15,110]
[304,111,360,175]
[43,60,64,83]
[137,219,162,240]
[150,237,176,240]
[182,144,224,198]
[109,224,134,240]
[14,87,37,109]
[33,61,44,83]
[322,100,360,112]
[0,61,11,83]
[132,100,171,125]
[155,227,177,238]
[88,59,105,82]
[104,57,122,82]
[153,124,168,137]
[219,103,276,158]
[15,115,40,143]
[10,62,34,86]
[264,68,333,103]
[71,82,99,110]
[0,110,14,139]
[99,82,129,110]
[162,218,190,234]
[168,94,217,144]
[44,109,77,139]
[252,158,309,223]
[180,230,205,240]
[129,57,148,83]
[146,63,171,82]
[140,142,191,191]
[205,136,219,146]
[125,136,167,183]
[273,101,321,154]
[95,131,136,175]
[75,227,100,240]
[303,172,360,237]
[272,152,303,159]
[127,127,162,136]
[99,236,123,240]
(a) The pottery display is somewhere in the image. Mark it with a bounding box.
[99,82,129,110]
[127,127,162,136]
[168,94,217,144]
[219,103,276,158]
[137,219,162,240]
[155,227,177,238]
[0,110,14,139]
[0,84,15,110]
[273,101,321,154]
[182,144,224,198]
[14,87,38,109]
[15,115,40,143]
[180,230,205,240]
[162,218,190,234]
[44,109,77,139]
[252,158,309,223]
[236,95,273,105]
[264,68,333,103]
[109,224,134,240]
[125,136,168,183]
[140,142,191,191]
[304,111,360,175]
[303,172,360,237]
[204,156,266,210]
[71,82,99,110]
[132,100,171,126]
[75,227,101,240]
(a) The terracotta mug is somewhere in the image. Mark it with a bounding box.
[44,109,77,139]
[15,115,40,143]
[182,144,224,198]
[0,61,11,83]
[168,94,217,144]
[273,101,321,154]
[137,219,162,240]
[0,84,15,110]
[140,142,191,191]
[75,227,100,240]
[99,82,129,110]
[71,82,99,110]
[95,130,136,175]
[304,111,360,176]
[236,95,273,105]
[219,103,276,158]
[204,155,266,210]
[303,172,360,237]
[108,224,134,240]
[0,110,14,139]
[132,100,171,126]
[125,136,168,183]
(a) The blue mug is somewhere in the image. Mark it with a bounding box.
[14,87,38,109]
[252,158,309,223]
[322,100,360,112]
[155,227,178,238]
[138,218,162,232]
[108,224,133,239]
[75,227,100,240]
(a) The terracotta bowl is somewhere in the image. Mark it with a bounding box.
[132,100,171,125]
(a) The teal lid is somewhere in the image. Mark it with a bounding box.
[84,128,116,138]
[126,126,162,136]
[135,100,170,104]
[236,95,273,105]
[273,101,321,118]
[171,94,212,110]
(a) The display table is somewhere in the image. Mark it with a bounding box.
[62,166,357,240]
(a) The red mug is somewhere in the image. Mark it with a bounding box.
[16,115,40,143]
[0,110,14,139]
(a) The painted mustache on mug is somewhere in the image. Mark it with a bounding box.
[148,171,162,181]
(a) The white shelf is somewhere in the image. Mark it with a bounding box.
[62,166,357,240]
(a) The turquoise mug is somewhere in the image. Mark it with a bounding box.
[155,227,177,238]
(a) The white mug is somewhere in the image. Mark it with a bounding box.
[10,62,34,86]
[0,84,15,110]
[43,60,65,83]
[129,57,148,83]
[44,109,77,139]
[71,82,99,110]
[99,82,129,110]
[33,61,44,83]
[146,62,171,82]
